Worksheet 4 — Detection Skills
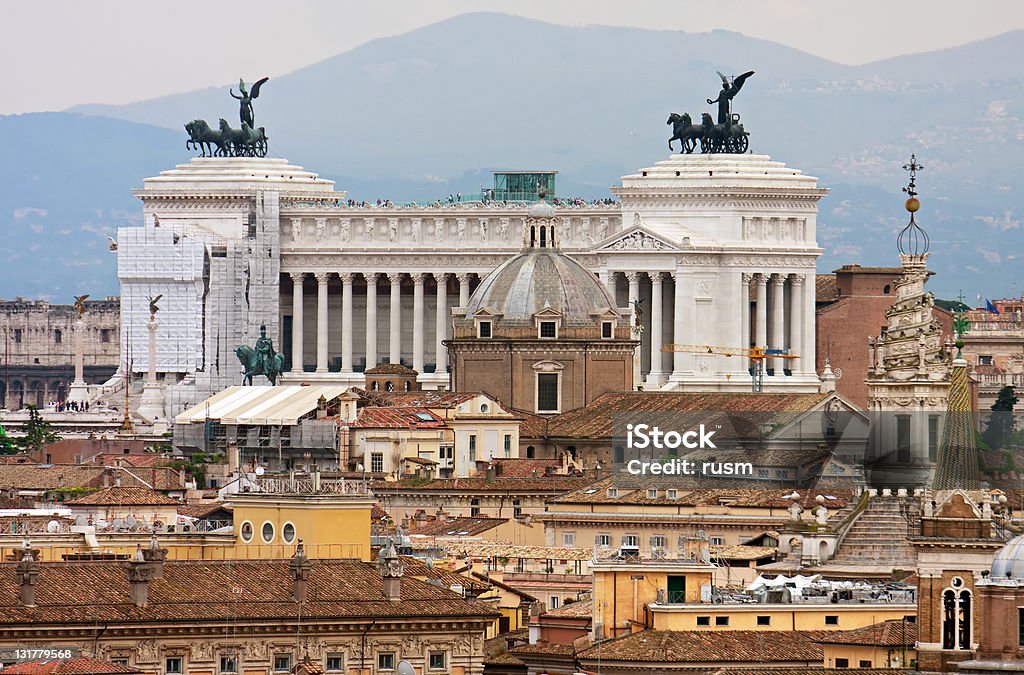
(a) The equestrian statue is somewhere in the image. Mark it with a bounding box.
[235,324,284,385]
[184,77,270,158]
[666,70,753,154]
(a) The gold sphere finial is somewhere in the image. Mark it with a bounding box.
[905,197,920,213]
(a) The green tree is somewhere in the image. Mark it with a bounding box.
[16,405,60,456]
[0,424,17,455]
[983,386,1018,449]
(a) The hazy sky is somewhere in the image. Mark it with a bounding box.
[6,0,1024,114]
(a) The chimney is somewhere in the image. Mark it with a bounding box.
[436,509,448,523]
[485,464,496,482]
[378,539,405,601]
[16,541,39,607]
[126,545,155,607]
[141,533,168,579]
[103,467,112,487]
[289,540,312,603]
[316,395,328,420]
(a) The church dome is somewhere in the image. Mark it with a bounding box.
[464,249,616,326]
[527,200,557,219]
[991,534,1024,579]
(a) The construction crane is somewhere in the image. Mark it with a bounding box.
[660,344,798,392]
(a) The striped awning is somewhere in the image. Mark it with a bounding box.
[173,385,351,426]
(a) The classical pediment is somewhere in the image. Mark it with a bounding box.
[595,225,684,252]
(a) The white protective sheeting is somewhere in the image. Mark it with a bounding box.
[173,385,350,426]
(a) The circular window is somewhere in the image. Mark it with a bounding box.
[480,404,489,413]
[240,521,254,543]
[951,576,964,588]
[283,522,296,544]
[261,521,275,543]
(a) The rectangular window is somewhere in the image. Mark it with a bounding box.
[371,452,384,473]
[757,615,771,626]
[859,660,872,668]
[696,616,710,626]
[100,328,111,343]
[478,321,492,338]
[667,489,678,499]
[13,329,22,344]
[428,652,446,671]
[1019,607,1024,647]
[607,487,618,498]
[549,596,560,609]
[165,658,183,675]
[647,488,658,499]
[377,653,395,671]
[513,499,522,518]
[601,321,613,338]
[715,616,729,626]
[539,321,557,338]
[650,535,667,549]
[469,434,477,462]
[273,655,291,673]
[710,536,724,546]
[825,615,839,626]
[896,415,911,463]
[835,657,849,668]
[110,659,129,667]
[220,655,238,673]
[929,414,940,462]
[326,654,344,672]
[622,534,638,547]
[596,534,611,547]
[470,499,480,517]
[537,373,559,412]
[563,531,576,546]
[504,434,512,457]
[979,355,994,365]
[54,329,62,344]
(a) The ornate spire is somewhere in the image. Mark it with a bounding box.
[897,154,929,257]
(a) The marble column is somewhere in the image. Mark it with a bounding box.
[435,273,448,375]
[290,273,304,373]
[647,272,665,385]
[770,274,785,374]
[789,274,804,374]
[388,273,402,365]
[754,274,768,348]
[364,274,378,372]
[605,271,618,299]
[457,273,471,308]
[341,273,354,373]
[741,273,752,350]
[626,272,642,385]
[315,273,330,373]
[413,273,426,373]
[671,272,686,377]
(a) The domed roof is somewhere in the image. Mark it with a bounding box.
[527,200,557,219]
[991,534,1024,579]
[464,250,616,326]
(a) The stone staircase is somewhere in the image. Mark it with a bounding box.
[826,496,919,570]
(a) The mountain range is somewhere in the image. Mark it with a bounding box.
[3,12,1023,300]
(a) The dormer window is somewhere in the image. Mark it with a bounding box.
[539,321,557,339]
[478,321,492,338]
[602,321,613,339]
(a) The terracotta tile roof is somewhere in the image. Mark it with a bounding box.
[359,391,478,408]
[364,363,418,376]
[0,465,183,492]
[0,658,142,675]
[442,543,593,561]
[492,458,565,478]
[508,408,548,438]
[371,503,390,522]
[711,670,900,675]
[88,453,170,468]
[411,516,508,537]
[397,556,490,592]
[66,486,180,506]
[832,265,904,275]
[541,598,592,619]
[709,544,777,561]
[510,643,576,656]
[815,274,838,304]
[576,629,829,663]
[372,476,594,493]
[177,500,232,520]
[545,391,832,440]
[351,406,444,429]
[550,476,852,509]
[815,619,917,647]
[0,558,499,624]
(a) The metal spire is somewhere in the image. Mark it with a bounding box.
[897,154,930,256]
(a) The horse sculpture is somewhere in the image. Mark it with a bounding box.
[185,119,228,157]
[218,119,268,157]
[234,345,284,385]
[700,113,748,154]
[667,112,705,153]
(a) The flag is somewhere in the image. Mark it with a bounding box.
[986,299,1001,314]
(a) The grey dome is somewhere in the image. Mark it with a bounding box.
[465,250,616,326]
[991,534,1024,579]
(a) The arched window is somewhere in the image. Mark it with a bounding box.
[941,579,972,650]
[883,284,891,294]
[530,225,536,247]
[385,381,394,392]
[539,226,547,248]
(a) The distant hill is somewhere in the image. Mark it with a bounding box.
[0,12,1020,299]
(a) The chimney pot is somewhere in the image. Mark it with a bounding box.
[289,540,312,603]
[16,543,39,607]
[126,544,157,607]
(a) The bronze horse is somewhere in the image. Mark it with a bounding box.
[234,345,284,385]
[218,119,268,157]
[667,112,705,153]
[184,119,227,157]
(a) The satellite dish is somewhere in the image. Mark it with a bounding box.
[695,529,707,539]
[125,515,138,528]
[700,548,712,564]
[112,519,124,530]
[255,466,265,476]
[397,661,415,675]
[47,520,61,533]
[75,515,87,526]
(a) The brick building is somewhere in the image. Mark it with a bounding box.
[815,265,954,408]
